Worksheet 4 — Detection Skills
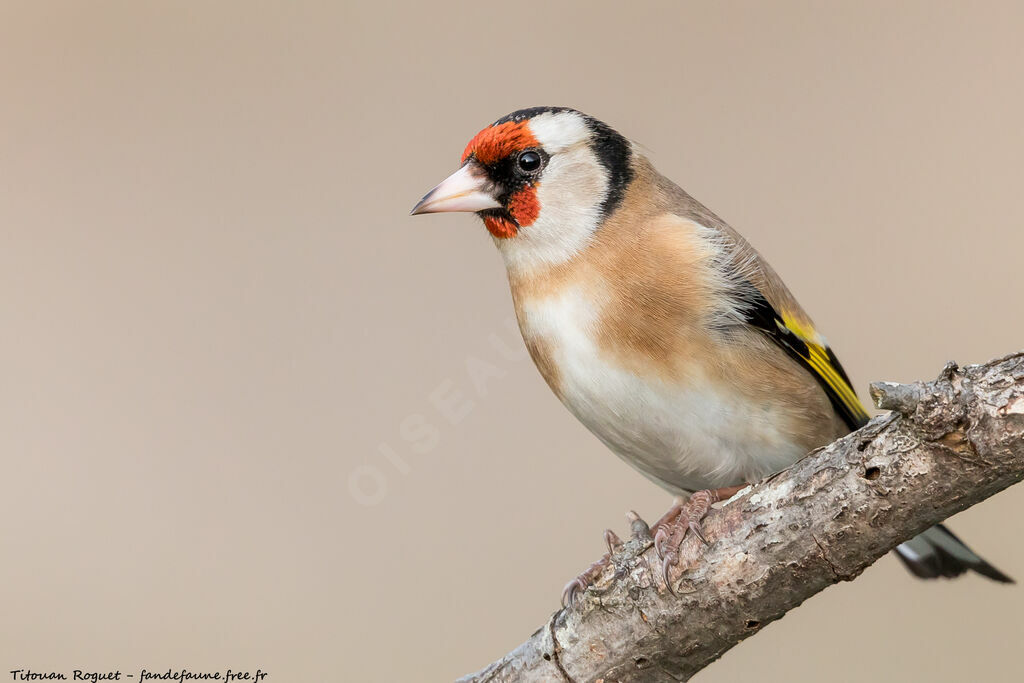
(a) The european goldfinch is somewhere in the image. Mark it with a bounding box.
[412,107,1012,603]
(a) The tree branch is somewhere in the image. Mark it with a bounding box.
[460,351,1024,682]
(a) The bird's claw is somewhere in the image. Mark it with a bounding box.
[604,529,623,554]
[653,527,669,559]
[689,520,710,546]
[560,547,613,608]
[662,553,678,595]
[561,577,586,608]
[648,488,737,595]
[561,514,656,608]
[561,524,632,608]
[560,488,744,606]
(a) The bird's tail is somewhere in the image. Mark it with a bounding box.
[894,524,1014,583]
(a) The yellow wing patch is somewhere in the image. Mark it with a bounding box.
[779,311,870,428]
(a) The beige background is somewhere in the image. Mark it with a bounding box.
[2,2,1023,681]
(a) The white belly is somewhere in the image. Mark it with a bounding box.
[519,286,806,494]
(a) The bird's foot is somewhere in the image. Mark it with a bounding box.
[561,512,652,608]
[654,486,747,594]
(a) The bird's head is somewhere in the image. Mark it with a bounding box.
[412,107,634,272]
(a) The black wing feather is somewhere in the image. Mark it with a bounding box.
[740,285,869,431]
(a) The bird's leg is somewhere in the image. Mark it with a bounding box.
[654,485,747,593]
[561,508,664,608]
[561,527,625,607]
[648,496,686,539]
[560,487,745,606]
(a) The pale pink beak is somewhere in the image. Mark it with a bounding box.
[410,162,502,215]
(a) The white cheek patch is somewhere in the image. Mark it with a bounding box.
[535,146,609,230]
[496,113,610,275]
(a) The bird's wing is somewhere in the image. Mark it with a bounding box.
[706,225,870,430]
[706,225,870,431]
[653,169,871,431]
[654,180,1013,581]
[737,284,870,431]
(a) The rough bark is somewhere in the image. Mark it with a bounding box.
[460,352,1024,682]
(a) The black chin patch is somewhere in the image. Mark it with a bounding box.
[478,207,514,223]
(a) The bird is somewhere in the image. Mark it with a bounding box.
[411,106,1013,604]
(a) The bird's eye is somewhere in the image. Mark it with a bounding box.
[516,150,542,174]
